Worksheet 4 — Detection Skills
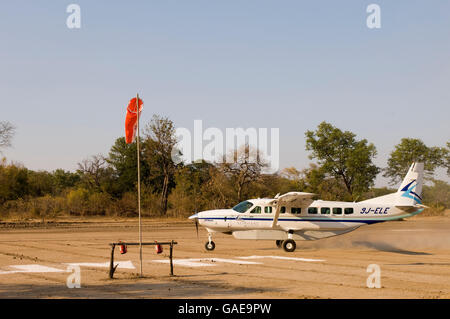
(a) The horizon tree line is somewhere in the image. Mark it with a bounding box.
[0,118,449,217]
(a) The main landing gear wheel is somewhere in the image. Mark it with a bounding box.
[283,239,296,252]
[276,240,284,248]
[205,241,216,251]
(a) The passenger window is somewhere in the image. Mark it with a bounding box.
[321,207,331,214]
[280,206,286,214]
[308,207,318,214]
[344,208,354,215]
[291,207,301,214]
[332,208,342,215]
[264,206,272,214]
[250,206,261,214]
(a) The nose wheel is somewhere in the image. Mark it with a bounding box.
[205,241,216,251]
[205,233,215,251]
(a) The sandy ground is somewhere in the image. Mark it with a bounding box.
[0,217,449,299]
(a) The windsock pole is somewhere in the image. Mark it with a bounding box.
[136,93,143,278]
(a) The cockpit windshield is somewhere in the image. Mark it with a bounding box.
[232,200,253,213]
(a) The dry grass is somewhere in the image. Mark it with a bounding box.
[419,208,450,217]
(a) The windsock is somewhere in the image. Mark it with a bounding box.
[125,97,143,144]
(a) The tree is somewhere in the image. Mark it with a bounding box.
[280,167,301,181]
[0,161,29,203]
[0,121,15,151]
[202,165,236,209]
[143,115,178,215]
[51,169,80,195]
[273,167,303,194]
[219,144,267,202]
[445,142,450,176]
[297,163,351,201]
[305,122,380,200]
[77,154,111,192]
[169,161,215,215]
[297,164,324,194]
[383,138,446,184]
[421,179,450,210]
[106,137,148,197]
[27,170,54,197]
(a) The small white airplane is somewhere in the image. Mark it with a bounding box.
[189,163,427,252]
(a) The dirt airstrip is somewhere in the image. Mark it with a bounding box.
[0,217,449,299]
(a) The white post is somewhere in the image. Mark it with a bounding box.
[136,93,143,278]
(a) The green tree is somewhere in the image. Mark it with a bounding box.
[27,170,54,197]
[0,161,29,203]
[202,165,236,209]
[421,179,450,210]
[106,137,148,197]
[169,161,215,215]
[383,138,446,184]
[305,122,380,200]
[297,163,351,201]
[51,169,80,195]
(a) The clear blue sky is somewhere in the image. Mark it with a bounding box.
[1,1,449,186]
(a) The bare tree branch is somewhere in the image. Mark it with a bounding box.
[0,121,16,150]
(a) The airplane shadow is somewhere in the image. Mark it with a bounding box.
[352,241,432,256]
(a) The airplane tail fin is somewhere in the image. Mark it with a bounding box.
[395,162,424,206]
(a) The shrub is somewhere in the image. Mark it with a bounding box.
[66,188,89,215]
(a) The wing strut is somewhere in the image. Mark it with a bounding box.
[271,203,281,228]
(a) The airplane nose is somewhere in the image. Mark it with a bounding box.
[188,213,199,220]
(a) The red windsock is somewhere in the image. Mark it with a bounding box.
[125,97,143,144]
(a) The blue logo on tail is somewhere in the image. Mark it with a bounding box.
[401,180,422,204]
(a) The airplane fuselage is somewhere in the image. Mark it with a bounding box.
[196,199,422,239]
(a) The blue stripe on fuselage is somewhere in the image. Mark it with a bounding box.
[197,217,382,224]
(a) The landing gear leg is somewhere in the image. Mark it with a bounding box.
[205,233,215,251]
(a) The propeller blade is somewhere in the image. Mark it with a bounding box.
[195,218,199,239]
[189,213,200,239]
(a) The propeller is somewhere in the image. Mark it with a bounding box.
[189,212,199,239]
[195,217,199,239]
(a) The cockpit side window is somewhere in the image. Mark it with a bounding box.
[250,206,262,214]
[232,201,253,213]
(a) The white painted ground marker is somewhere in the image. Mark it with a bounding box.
[0,264,66,275]
[0,261,136,275]
[65,261,135,269]
[151,258,262,267]
[150,256,324,268]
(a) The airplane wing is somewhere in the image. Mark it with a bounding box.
[269,192,316,228]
